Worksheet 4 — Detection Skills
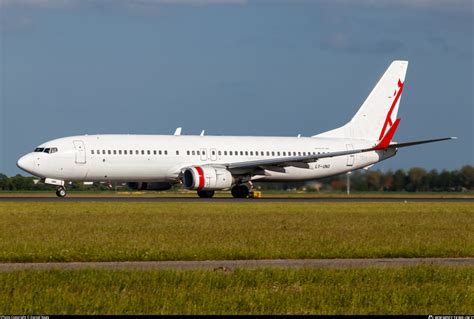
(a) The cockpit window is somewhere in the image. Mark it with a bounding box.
[35,147,58,154]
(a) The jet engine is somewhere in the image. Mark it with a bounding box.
[183,166,233,190]
[127,182,172,191]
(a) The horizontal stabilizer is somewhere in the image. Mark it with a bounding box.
[387,137,456,149]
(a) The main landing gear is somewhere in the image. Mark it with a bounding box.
[197,190,215,198]
[231,184,250,198]
[56,186,67,198]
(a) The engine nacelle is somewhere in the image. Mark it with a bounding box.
[183,166,233,190]
[127,182,172,191]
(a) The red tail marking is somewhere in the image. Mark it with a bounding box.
[195,166,205,190]
[374,118,400,150]
[379,79,404,140]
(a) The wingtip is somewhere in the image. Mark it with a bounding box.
[451,136,458,140]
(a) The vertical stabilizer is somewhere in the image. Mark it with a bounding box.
[314,60,408,141]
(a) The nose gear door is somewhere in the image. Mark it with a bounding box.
[73,140,87,164]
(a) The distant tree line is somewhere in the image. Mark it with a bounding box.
[0,165,473,192]
[256,165,474,192]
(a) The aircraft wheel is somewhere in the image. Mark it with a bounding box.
[197,190,215,198]
[56,187,67,198]
[231,185,249,198]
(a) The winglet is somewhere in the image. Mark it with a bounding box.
[174,127,182,136]
[373,118,400,150]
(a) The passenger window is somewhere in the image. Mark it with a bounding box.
[202,150,206,155]
[141,150,145,155]
[245,151,248,156]
[229,151,233,156]
[102,150,106,155]
[283,152,286,156]
[91,150,95,155]
[224,151,227,156]
[176,150,179,155]
[135,150,139,155]
[124,150,127,155]
[271,151,275,156]
[197,150,200,155]
[250,151,253,156]
[147,150,151,155]
[218,151,221,156]
[266,151,270,156]
[240,151,243,156]
[187,150,190,155]
[192,150,195,155]
[130,150,133,155]
[108,150,111,155]
[159,150,162,155]
[164,150,168,155]
[293,152,296,156]
[277,152,280,156]
[212,150,216,155]
[298,152,301,156]
[113,150,117,155]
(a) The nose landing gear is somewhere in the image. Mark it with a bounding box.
[56,186,67,198]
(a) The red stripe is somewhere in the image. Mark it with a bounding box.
[374,118,400,150]
[379,79,404,140]
[195,166,205,190]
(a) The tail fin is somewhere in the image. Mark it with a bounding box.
[315,60,408,141]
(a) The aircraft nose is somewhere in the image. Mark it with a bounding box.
[17,153,35,174]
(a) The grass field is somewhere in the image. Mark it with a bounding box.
[0,202,472,262]
[1,266,472,314]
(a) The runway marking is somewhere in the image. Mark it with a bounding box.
[0,197,473,203]
[0,258,473,271]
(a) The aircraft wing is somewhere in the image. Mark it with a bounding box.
[226,118,455,170]
[226,136,455,170]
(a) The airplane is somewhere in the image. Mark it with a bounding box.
[16,60,455,198]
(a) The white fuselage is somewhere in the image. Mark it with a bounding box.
[17,134,395,184]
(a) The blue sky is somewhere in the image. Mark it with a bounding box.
[0,0,472,176]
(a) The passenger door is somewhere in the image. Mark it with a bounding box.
[73,140,87,164]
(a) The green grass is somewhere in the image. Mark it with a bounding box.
[0,266,472,314]
[0,203,472,262]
